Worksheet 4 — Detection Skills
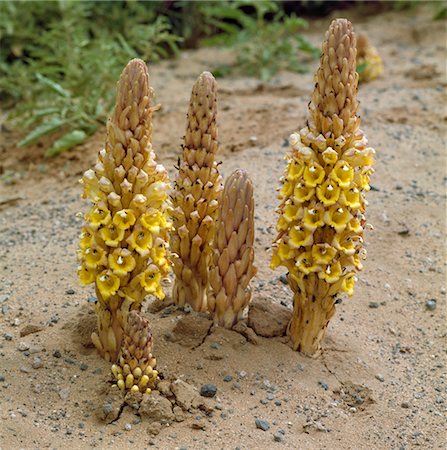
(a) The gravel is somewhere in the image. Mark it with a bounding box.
[17,341,30,351]
[223,375,233,382]
[200,384,217,398]
[255,418,270,431]
[425,299,437,311]
[32,357,43,369]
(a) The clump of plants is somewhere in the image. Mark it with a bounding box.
[77,59,171,363]
[271,18,376,355]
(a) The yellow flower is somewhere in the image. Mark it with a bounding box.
[99,226,125,247]
[127,228,153,256]
[276,215,290,231]
[311,244,336,265]
[332,230,360,255]
[283,202,302,223]
[279,177,294,199]
[83,246,107,269]
[78,265,96,285]
[289,226,314,249]
[288,160,304,180]
[96,270,120,299]
[324,205,352,232]
[341,273,356,296]
[151,238,167,265]
[329,161,354,189]
[113,209,136,230]
[140,264,161,294]
[140,209,167,234]
[302,205,325,231]
[296,251,320,275]
[316,179,341,206]
[79,228,93,250]
[293,183,315,203]
[340,187,362,209]
[354,169,372,192]
[86,204,111,230]
[108,249,136,276]
[348,217,363,233]
[318,261,342,283]
[277,241,295,262]
[303,162,325,187]
[321,147,338,165]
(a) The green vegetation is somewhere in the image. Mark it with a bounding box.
[0,1,317,156]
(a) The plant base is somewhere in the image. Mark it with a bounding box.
[172,277,207,312]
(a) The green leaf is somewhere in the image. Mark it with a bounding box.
[18,118,67,147]
[35,73,70,98]
[44,129,87,157]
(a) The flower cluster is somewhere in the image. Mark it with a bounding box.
[77,59,171,362]
[272,19,375,355]
[357,33,384,82]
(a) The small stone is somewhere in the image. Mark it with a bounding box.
[53,350,61,358]
[318,381,329,390]
[266,393,274,400]
[349,407,357,413]
[102,403,113,415]
[87,295,97,303]
[147,421,162,436]
[20,366,30,373]
[200,384,217,398]
[17,341,30,351]
[59,387,70,400]
[273,432,284,442]
[279,274,288,285]
[425,299,437,311]
[274,400,282,406]
[33,384,42,394]
[255,418,270,431]
[124,423,132,431]
[66,289,75,295]
[0,375,5,382]
[4,333,13,341]
[223,374,233,382]
[210,342,220,350]
[401,402,410,409]
[368,302,380,309]
[80,363,88,371]
[239,371,247,378]
[183,304,193,314]
[375,374,385,382]
[32,357,43,369]
[248,298,291,337]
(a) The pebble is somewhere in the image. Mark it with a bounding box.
[183,304,193,314]
[375,374,385,382]
[200,384,217,398]
[401,401,410,408]
[53,350,62,358]
[0,374,5,382]
[279,274,288,285]
[425,299,437,311]
[66,289,75,295]
[239,371,247,378]
[59,388,70,400]
[4,333,13,341]
[273,432,284,442]
[210,342,220,350]
[80,363,88,371]
[266,393,274,400]
[18,341,30,352]
[255,418,270,431]
[20,366,30,373]
[103,403,113,415]
[124,423,132,431]
[223,374,233,382]
[318,381,329,390]
[368,302,380,309]
[32,357,43,369]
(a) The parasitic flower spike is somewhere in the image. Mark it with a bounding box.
[272,19,376,355]
[77,59,171,362]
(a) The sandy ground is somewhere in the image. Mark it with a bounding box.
[0,5,446,450]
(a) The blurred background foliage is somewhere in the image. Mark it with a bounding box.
[1,0,443,156]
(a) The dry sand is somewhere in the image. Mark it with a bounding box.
[0,5,446,450]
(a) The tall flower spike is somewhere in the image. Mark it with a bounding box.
[356,33,384,82]
[272,19,375,355]
[208,169,257,328]
[112,311,159,394]
[171,72,222,312]
[78,59,171,362]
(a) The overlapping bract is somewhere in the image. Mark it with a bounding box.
[77,59,171,362]
[171,72,222,312]
[272,19,375,355]
[112,310,159,394]
[208,169,256,328]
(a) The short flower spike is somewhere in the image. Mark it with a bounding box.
[112,310,159,394]
[78,59,171,362]
[356,33,384,82]
[272,19,375,355]
[208,169,257,328]
[171,72,222,312]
